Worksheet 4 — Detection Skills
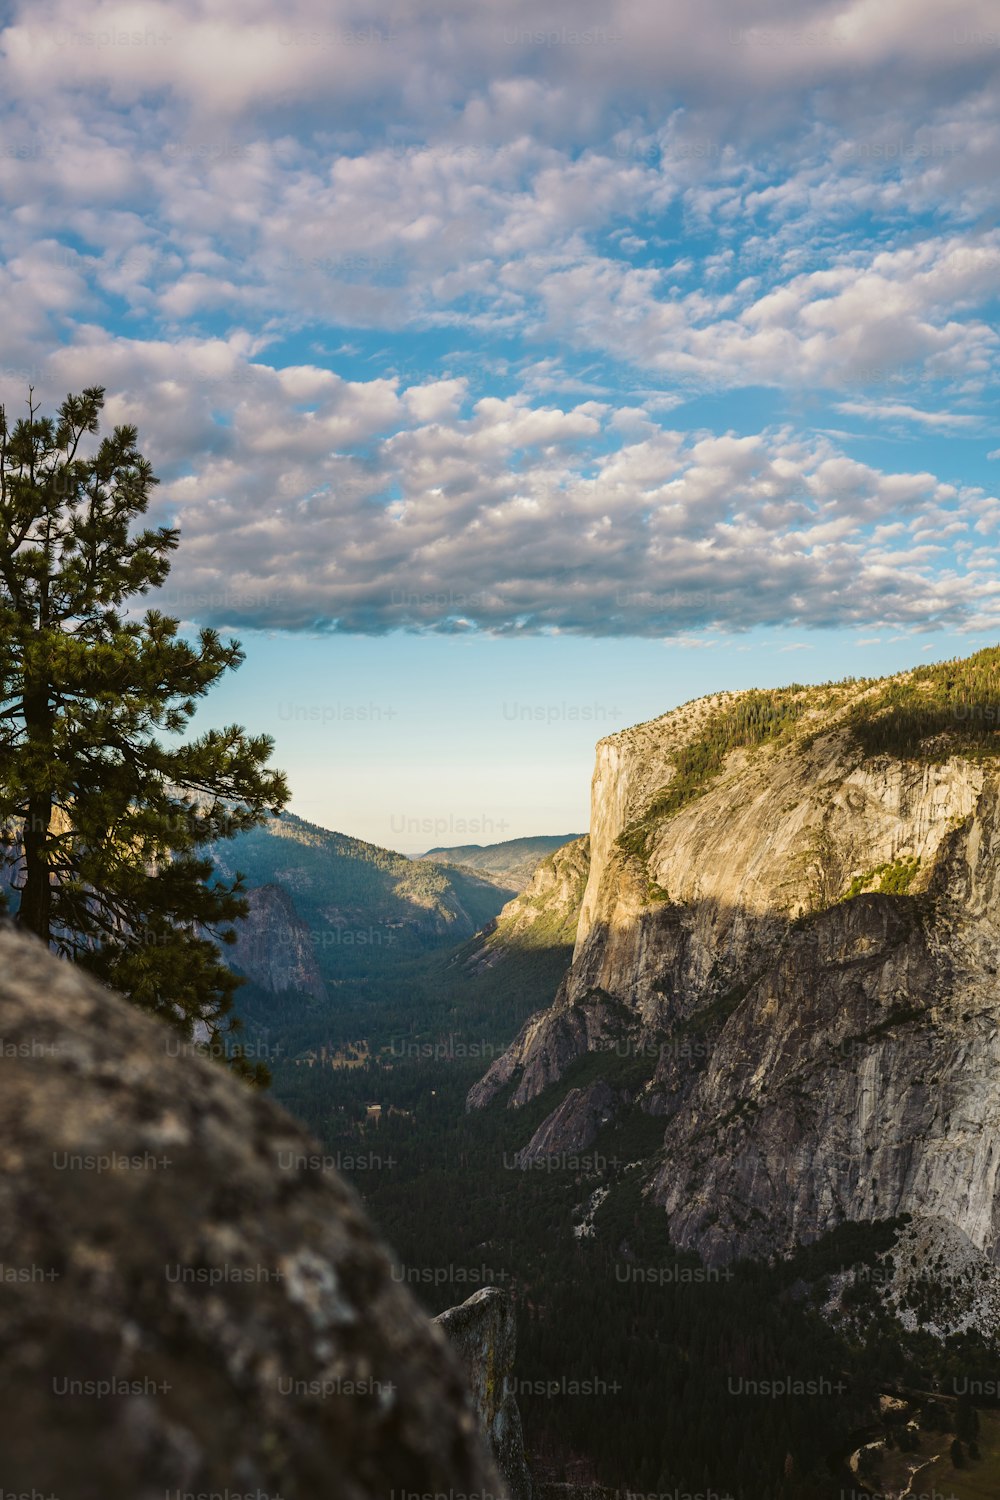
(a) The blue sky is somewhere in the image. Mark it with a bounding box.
[1,2,999,847]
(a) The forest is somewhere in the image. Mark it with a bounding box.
[253,936,1000,1499]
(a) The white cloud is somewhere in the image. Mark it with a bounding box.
[0,2,997,414]
[4,0,999,127]
[835,400,979,429]
[0,0,998,651]
[17,333,994,639]
[525,234,1000,389]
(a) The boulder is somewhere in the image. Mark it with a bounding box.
[0,926,503,1500]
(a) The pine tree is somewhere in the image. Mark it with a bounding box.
[0,386,288,1079]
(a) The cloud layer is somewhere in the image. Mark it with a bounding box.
[0,0,998,636]
[24,332,992,637]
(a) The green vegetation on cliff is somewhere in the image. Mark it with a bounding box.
[847,646,1000,760]
[618,647,1000,867]
[842,855,922,901]
[618,687,809,857]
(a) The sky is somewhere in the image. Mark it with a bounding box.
[1,1,999,849]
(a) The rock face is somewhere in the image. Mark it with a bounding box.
[462,836,590,982]
[228,882,329,1001]
[0,926,502,1500]
[470,666,1000,1267]
[434,1287,533,1500]
[517,1080,617,1166]
[468,985,624,1110]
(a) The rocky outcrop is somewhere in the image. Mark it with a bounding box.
[516,1080,617,1166]
[833,1216,1000,1339]
[228,881,328,1001]
[470,664,1000,1268]
[462,836,590,981]
[0,926,502,1499]
[434,1287,533,1500]
[467,984,624,1109]
[491,836,591,949]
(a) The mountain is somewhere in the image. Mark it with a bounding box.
[267,836,590,1099]
[209,811,515,995]
[470,648,1000,1275]
[460,835,590,977]
[420,834,585,892]
[264,650,1000,1494]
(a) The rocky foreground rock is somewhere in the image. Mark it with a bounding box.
[0,926,504,1499]
[434,1287,533,1500]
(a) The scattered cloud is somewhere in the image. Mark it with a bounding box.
[0,0,997,641]
[835,400,980,429]
[12,334,990,639]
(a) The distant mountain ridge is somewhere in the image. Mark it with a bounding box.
[419,834,585,892]
[461,836,590,979]
[210,810,518,997]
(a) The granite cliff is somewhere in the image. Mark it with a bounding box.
[227,880,329,1002]
[470,651,1000,1272]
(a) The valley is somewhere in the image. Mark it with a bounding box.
[219,647,1000,1498]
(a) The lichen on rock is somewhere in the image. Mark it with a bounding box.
[0,925,502,1499]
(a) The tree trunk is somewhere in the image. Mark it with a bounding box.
[17,683,53,943]
[18,790,53,942]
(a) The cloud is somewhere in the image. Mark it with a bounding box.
[20,334,996,639]
[0,0,998,651]
[834,400,980,429]
[1,1,998,414]
[525,234,1000,390]
[4,0,999,130]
